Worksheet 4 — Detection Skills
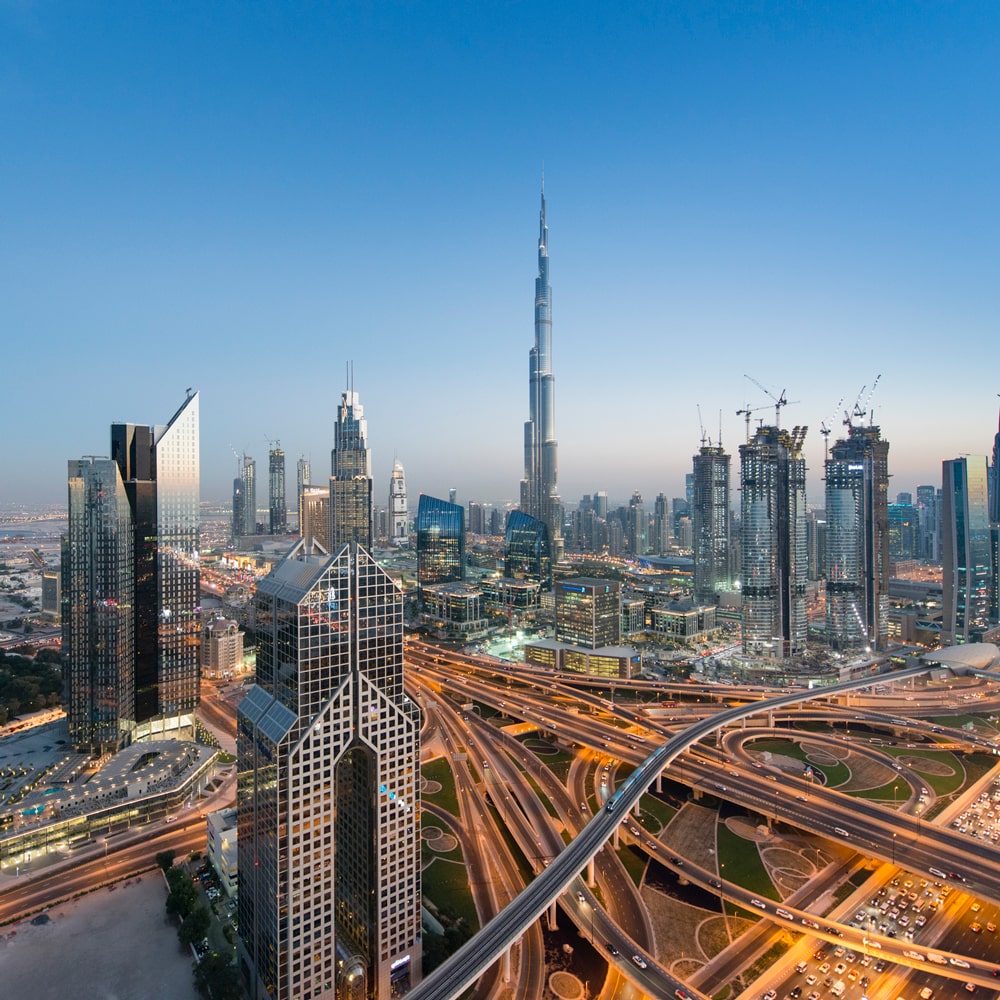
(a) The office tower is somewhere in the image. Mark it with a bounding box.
[329,388,374,549]
[299,485,330,551]
[268,444,286,535]
[896,491,913,505]
[520,182,563,558]
[489,507,503,536]
[593,491,608,520]
[739,424,808,658]
[237,541,421,1000]
[416,495,464,595]
[504,510,552,588]
[692,443,731,602]
[110,392,200,736]
[824,425,890,652]
[297,455,311,511]
[388,458,409,545]
[672,498,690,539]
[63,457,135,753]
[234,454,257,539]
[555,578,621,648]
[942,456,991,644]
[651,493,670,556]
[468,501,485,536]
[917,484,938,561]
[888,502,918,561]
[448,487,457,505]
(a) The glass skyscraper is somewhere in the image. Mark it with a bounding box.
[824,425,890,652]
[942,455,991,644]
[63,458,135,753]
[520,183,563,558]
[739,424,808,659]
[692,443,731,603]
[268,444,286,534]
[237,541,421,1000]
[504,509,552,588]
[416,494,465,594]
[329,389,373,549]
[110,391,201,735]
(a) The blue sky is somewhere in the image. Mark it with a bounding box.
[3,2,999,511]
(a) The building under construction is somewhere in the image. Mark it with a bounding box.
[739,424,808,659]
[824,424,890,652]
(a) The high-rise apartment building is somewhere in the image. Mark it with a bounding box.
[299,486,330,551]
[520,183,563,558]
[916,484,939,561]
[237,541,421,1000]
[692,443,731,602]
[740,424,808,658]
[268,445,286,534]
[234,454,257,540]
[651,494,670,556]
[627,491,645,556]
[942,455,991,644]
[388,458,408,545]
[329,388,373,549]
[824,424,890,652]
[416,495,464,595]
[63,457,135,753]
[888,502,918,562]
[297,456,311,511]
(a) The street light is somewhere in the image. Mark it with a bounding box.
[891,833,897,865]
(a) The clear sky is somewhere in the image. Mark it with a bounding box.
[3,2,999,512]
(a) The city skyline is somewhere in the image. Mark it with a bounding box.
[4,4,1000,509]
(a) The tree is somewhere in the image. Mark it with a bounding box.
[179,905,211,946]
[193,954,243,1000]
[165,867,198,918]
[156,849,176,871]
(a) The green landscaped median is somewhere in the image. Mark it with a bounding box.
[422,853,479,931]
[881,747,964,796]
[716,818,779,901]
[422,757,460,816]
[746,737,851,787]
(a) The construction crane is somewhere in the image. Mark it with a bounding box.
[736,402,772,443]
[696,405,708,447]
[844,374,882,431]
[819,397,844,462]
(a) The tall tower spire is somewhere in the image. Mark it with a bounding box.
[520,176,562,559]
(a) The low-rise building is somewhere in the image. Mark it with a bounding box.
[206,806,238,897]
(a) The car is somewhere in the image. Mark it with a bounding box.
[807,993,820,1000]
[817,963,830,975]
[576,891,585,903]
[971,902,982,912]
[971,922,983,933]
[761,991,777,1000]
[715,783,727,791]
[988,922,997,933]
[631,953,647,970]
[749,898,766,910]
[965,985,976,994]
[919,989,933,999]
[606,941,619,956]
[789,988,802,999]
[709,878,722,888]
[670,856,684,866]
[805,974,817,985]
[814,948,828,961]
[833,963,846,975]
[950,957,972,968]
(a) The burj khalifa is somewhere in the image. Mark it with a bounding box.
[520,181,563,557]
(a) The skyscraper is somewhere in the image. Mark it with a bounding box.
[329,387,373,549]
[234,454,257,539]
[739,424,808,658]
[416,494,465,595]
[237,541,421,1000]
[942,455,991,644]
[824,424,890,652]
[692,443,731,603]
[388,458,408,546]
[63,457,135,753]
[504,509,552,588]
[64,392,200,752]
[520,182,562,558]
[627,490,645,556]
[268,444,286,534]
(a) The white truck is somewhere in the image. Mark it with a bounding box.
[829,981,846,998]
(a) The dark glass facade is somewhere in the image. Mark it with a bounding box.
[416,495,465,593]
[329,390,373,548]
[504,509,552,588]
[555,577,621,649]
[268,446,286,534]
[63,458,135,753]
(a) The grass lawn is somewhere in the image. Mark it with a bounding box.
[637,793,676,831]
[422,757,460,816]
[422,856,479,931]
[617,844,648,888]
[746,737,850,787]
[716,819,779,901]
[881,747,964,795]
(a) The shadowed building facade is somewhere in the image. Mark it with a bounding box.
[237,541,421,1000]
